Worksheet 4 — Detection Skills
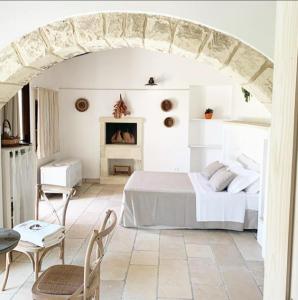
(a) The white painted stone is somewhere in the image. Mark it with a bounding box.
[199,31,239,69]
[224,43,267,84]
[0,12,273,105]
[172,21,210,59]
[144,15,175,53]
[0,45,40,86]
[244,66,273,103]
[104,13,128,48]
[0,83,22,101]
[0,45,23,82]
[41,19,84,59]
[125,13,146,48]
[14,30,62,69]
[72,14,109,52]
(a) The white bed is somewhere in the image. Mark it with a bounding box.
[120,171,258,231]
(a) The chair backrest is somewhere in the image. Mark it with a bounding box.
[35,184,76,226]
[82,210,117,300]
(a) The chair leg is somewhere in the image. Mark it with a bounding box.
[34,252,39,281]
[1,252,12,291]
[94,287,99,300]
[60,240,65,264]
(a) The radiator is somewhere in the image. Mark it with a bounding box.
[1,146,36,228]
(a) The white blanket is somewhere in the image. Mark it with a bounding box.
[14,220,64,247]
[188,173,246,223]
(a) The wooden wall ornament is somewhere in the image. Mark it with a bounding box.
[161,99,172,112]
[75,98,89,112]
[164,117,174,127]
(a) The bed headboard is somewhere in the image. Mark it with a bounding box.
[222,123,270,226]
[222,124,269,166]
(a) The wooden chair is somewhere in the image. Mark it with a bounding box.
[1,184,76,291]
[31,209,117,300]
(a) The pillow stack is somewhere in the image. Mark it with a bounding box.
[201,160,260,193]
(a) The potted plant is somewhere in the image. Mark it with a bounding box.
[204,108,214,119]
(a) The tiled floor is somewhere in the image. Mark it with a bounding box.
[0,183,264,300]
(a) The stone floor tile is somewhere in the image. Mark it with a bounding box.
[131,250,159,266]
[100,280,124,300]
[231,232,263,261]
[134,230,160,251]
[123,265,157,300]
[101,251,131,280]
[193,284,229,300]
[109,226,137,253]
[222,266,263,300]
[189,257,222,286]
[186,244,214,259]
[246,260,264,286]
[212,243,245,267]
[158,259,192,299]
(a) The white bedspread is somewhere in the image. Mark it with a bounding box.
[188,173,246,223]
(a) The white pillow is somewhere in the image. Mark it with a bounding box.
[245,179,260,194]
[227,167,259,194]
[237,154,260,173]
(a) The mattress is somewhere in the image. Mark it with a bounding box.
[120,171,259,231]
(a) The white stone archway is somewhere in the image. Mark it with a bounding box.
[0,12,273,108]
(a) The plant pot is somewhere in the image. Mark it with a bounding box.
[205,113,213,119]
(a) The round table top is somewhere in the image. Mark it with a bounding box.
[0,228,20,254]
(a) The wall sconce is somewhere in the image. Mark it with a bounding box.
[145,77,157,86]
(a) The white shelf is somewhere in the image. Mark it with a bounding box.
[190,118,229,122]
[224,120,271,128]
[189,144,222,149]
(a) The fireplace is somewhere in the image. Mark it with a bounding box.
[100,117,144,184]
[105,122,137,145]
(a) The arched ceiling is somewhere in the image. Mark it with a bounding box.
[0,12,273,109]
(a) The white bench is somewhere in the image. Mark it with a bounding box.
[40,159,82,188]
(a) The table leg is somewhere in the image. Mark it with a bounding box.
[1,251,12,291]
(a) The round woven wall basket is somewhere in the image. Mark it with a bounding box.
[164,117,174,127]
[161,99,172,112]
[75,98,89,112]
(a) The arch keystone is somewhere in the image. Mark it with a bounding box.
[72,14,109,52]
[125,13,146,48]
[104,13,128,48]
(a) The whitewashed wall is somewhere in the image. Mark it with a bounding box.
[32,48,270,179]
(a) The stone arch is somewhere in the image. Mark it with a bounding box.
[0,12,273,108]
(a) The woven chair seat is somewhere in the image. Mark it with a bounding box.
[32,265,84,296]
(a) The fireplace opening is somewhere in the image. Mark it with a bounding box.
[106,122,137,145]
[108,159,134,176]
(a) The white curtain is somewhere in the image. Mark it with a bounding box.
[3,93,20,137]
[10,148,35,225]
[37,88,60,159]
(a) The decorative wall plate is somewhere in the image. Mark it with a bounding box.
[75,98,89,112]
[164,117,174,127]
[161,99,172,112]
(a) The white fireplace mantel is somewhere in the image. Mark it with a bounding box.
[99,116,144,184]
